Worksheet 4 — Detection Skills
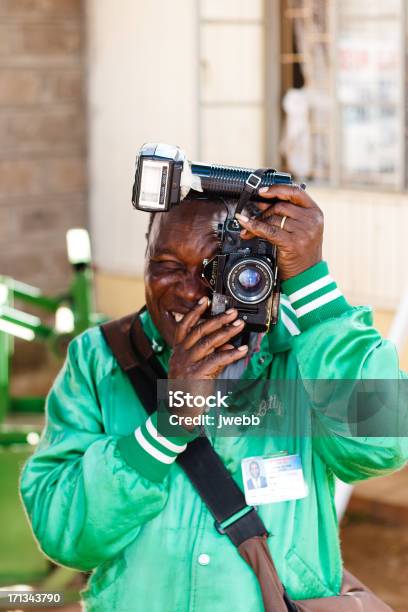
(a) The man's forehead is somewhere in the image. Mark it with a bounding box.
[149,200,226,251]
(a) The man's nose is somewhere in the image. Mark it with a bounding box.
[176,272,207,303]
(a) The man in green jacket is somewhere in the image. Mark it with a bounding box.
[20,184,407,611]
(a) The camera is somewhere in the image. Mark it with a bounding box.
[202,218,280,333]
[132,143,292,212]
[132,142,294,333]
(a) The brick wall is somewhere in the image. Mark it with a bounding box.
[0,0,87,293]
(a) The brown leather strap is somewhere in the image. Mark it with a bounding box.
[295,593,392,611]
[101,311,167,414]
[295,595,392,612]
[238,537,393,612]
[293,569,393,611]
[238,536,289,612]
[101,312,154,373]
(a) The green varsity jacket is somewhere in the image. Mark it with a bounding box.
[20,262,408,611]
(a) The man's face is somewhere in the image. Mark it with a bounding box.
[249,462,260,479]
[145,199,225,346]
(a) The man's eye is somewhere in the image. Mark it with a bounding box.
[153,261,184,273]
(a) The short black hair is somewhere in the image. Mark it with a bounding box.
[146,211,156,240]
[145,194,256,241]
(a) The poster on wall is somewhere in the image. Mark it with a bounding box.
[337,6,402,184]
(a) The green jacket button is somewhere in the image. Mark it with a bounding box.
[198,553,210,566]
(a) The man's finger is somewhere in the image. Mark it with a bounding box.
[258,184,316,209]
[218,343,235,351]
[174,297,210,345]
[240,214,301,238]
[240,228,256,239]
[188,319,245,362]
[258,213,297,233]
[198,346,248,377]
[235,213,290,247]
[183,308,239,350]
[257,201,307,221]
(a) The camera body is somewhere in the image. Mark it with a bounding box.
[202,218,279,333]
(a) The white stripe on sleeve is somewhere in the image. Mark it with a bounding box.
[134,427,176,464]
[146,416,187,453]
[295,288,342,318]
[280,310,300,336]
[288,275,333,303]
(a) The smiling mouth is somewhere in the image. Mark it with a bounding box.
[168,310,208,324]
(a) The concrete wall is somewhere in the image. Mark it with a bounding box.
[0,0,87,292]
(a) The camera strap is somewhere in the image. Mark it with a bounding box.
[101,309,269,548]
[235,168,272,216]
[101,309,297,612]
[234,167,281,331]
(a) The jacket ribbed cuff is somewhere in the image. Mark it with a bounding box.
[117,411,197,483]
[281,261,352,332]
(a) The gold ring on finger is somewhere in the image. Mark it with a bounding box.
[280,215,288,230]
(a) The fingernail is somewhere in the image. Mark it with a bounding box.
[259,187,269,194]
[238,344,248,351]
[232,319,244,326]
[235,213,249,222]
[198,296,208,305]
[226,308,235,314]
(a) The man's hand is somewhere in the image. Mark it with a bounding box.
[235,184,323,281]
[168,297,248,380]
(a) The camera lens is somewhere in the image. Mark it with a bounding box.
[238,268,262,290]
[227,258,273,304]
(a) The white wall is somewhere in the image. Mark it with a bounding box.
[86,0,270,277]
[311,187,408,310]
[199,0,266,167]
[86,0,199,276]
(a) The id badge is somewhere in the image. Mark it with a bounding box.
[241,453,308,506]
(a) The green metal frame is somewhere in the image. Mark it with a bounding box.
[0,263,106,435]
[0,245,107,590]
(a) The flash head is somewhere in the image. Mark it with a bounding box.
[131,143,186,212]
[132,142,293,213]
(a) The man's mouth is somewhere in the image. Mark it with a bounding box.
[167,309,207,324]
[171,311,185,323]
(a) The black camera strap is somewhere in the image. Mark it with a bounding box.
[100,310,297,612]
[234,167,281,331]
[235,168,272,216]
[101,309,267,547]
